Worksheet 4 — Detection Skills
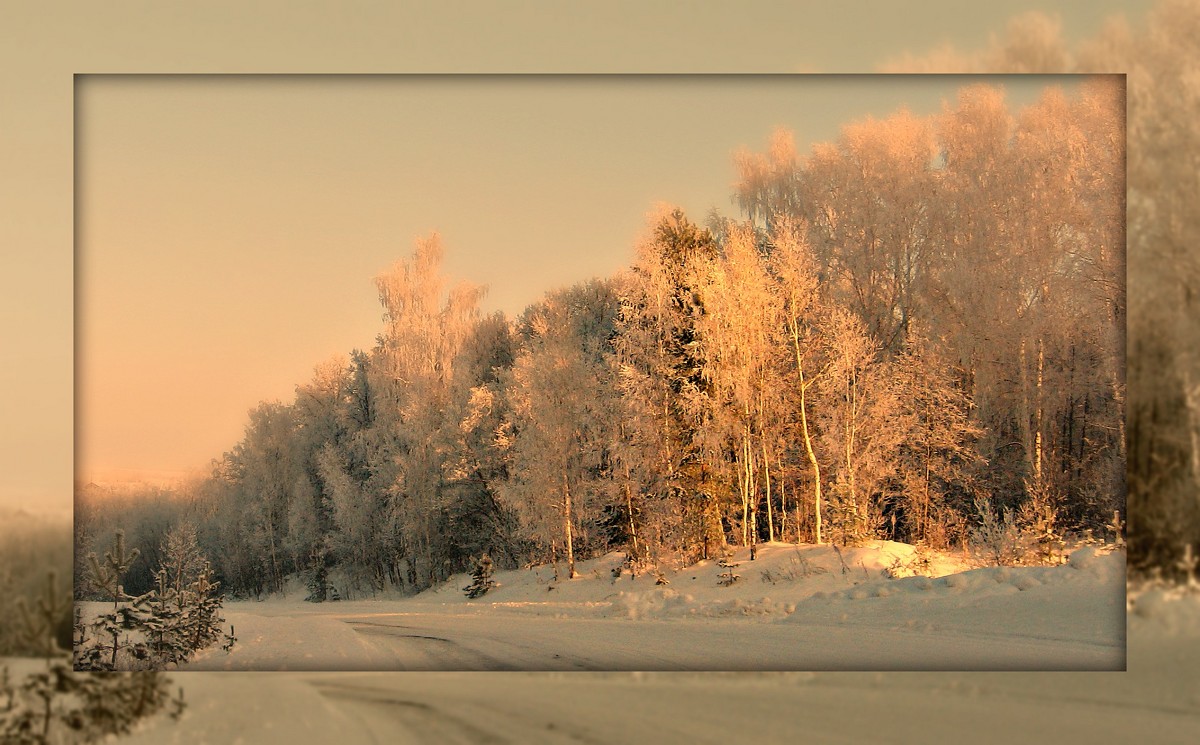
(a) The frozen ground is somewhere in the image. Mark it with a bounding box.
[109,541,1124,672]
[36,545,1200,743]
[76,584,1197,745]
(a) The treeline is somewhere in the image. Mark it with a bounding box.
[880,0,1196,583]
[75,81,1123,599]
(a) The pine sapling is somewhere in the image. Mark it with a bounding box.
[169,686,186,721]
[6,571,72,744]
[717,550,741,586]
[222,624,237,653]
[3,568,181,744]
[15,570,70,660]
[1177,544,1198,590]
[1,665,12,714]
[86,530,141,670]
[1107,510,1125,549]
[463,554,497,599]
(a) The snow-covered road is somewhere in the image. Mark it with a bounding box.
[133,619,1198,745]
[184,605,1122,671]
[56,545,1200,745]
[177,543,1124,672]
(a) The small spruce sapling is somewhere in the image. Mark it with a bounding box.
[146,567,184,665]
[717,550,741,586]
[184,562,220,650]
[463,554,497,599]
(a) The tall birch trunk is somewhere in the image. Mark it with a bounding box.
[563,471,575,579]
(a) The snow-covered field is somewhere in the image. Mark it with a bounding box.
[76,581,1194,745]
[94,541,1125,673]
[34,544,1200,742]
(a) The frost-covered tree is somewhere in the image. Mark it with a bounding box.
[815,306,902,546]
[695,221,781,557]
[287,356,351,601]
[613,208,724,562]
[372,233,487,589]
[498,280,618,578]
[733,80,1122,548]
[889,332,985,547]
[767,215,828,545]
[437,311,521,570]
[224,401,301,595]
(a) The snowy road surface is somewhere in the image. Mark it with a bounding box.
[172,543,1125,672]
[126,601,1197,745]
[54,545,1200,744]
[185,605,1122,671]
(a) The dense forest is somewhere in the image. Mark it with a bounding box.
[75,80,1125,601]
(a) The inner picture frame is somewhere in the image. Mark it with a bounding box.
[73,73,1126,672]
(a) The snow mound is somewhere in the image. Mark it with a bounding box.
[797,547,1125,607]
[1128,581,1200,637]
[606,587,695,620]
[605,587,795,620]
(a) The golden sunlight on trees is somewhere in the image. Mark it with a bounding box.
[883,0,1192,578]
[75,77,1123,601]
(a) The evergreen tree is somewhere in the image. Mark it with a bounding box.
[462,554,496,599]
[613,208,723,563]
[80,530,141,671]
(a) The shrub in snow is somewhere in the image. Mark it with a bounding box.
[1017,481,1065,566]
[884,547,933,579]
[463,554,497,599]
[762,550,829,583]
[970,496,1022,566]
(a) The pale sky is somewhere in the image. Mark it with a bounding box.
[0,0,1150,511]
[76,75,1086,483]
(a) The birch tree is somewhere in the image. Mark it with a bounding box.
[696,221,781,558]
[768,215,828,544]
[372,234,486,588]
[498,280,618,578]
[815,307,903,545]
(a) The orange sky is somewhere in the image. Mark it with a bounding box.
[0,0,1148,510]
[75,75,1090,484]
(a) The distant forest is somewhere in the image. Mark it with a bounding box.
[76,81,1125,600]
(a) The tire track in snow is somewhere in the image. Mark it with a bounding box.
[339,617,612,671]
[311,681,607,745]
[342,619,523,670]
